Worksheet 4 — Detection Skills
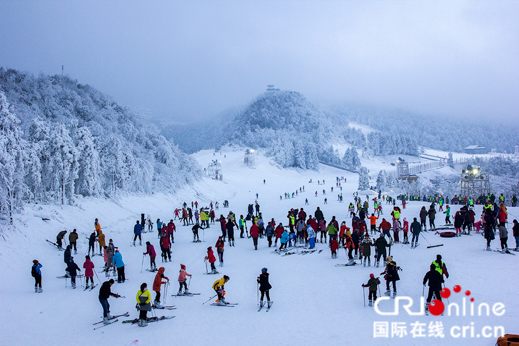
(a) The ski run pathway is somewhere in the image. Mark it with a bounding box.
[1,147,517,346]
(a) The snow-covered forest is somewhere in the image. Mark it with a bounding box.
[334,105,519,154]
[0,69,200,222]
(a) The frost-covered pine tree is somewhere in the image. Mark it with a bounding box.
[0,93,28,223]
[376,170,387,191]
[358,166,370,191]
[48,124,79,204]
[342,148,352,168]
[351,148,361,170]
[448,152,454,168]
[74,126,101,196]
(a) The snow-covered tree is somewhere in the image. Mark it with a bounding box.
[358,166,370,191]
[0,93,28,223]
[376,170,387,191]
[448,152,454,169]
[74,126,101,196]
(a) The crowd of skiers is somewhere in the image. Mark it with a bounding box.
[33,190,518,324]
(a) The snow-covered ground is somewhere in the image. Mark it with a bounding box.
[1,147,518,346]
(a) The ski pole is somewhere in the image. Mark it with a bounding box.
[93,268,101,285]
[363,286,366,307]
[188,276,192,289]
[202,294,217,305]
[257,283,260,306]
[204,259,208,274]
[141,254,145,273]
[421,233,432,246]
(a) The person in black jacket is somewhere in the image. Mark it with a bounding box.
[56,230,67,248]
[67,258,81,289]
[513,219,519,251]
[257,268,272,309]
[423,263,443,310]
[99,279,120,324]
[382,256,400,297]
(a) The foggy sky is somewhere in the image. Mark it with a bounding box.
[1,1,518,123]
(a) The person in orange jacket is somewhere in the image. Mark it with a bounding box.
[366,214,379,235]
[152,267,169,308]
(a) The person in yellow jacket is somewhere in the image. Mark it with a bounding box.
[136,283,152,327]
[213,275,230,305]
[94,218,101,234]
[97,230,106,255]
[200,210,208,228]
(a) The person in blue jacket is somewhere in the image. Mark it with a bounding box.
[265,222,275,247]
[307,225,316,249]
[32,260,43,293]
[134,220,142,246]
[279,229,289,250]
[113,249,126,283]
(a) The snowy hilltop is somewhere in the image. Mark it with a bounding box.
[0,68,200,222]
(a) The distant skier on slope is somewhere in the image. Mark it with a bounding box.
[257,268,272,310]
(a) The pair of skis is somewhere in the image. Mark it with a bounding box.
[494,249,516,255]
[336,262,357,266]
[84,284,97,291]
[93,312,130,329]
[210,303,239,307]
[122,316,176,324]
[172,293,200,297]
[257,301,274,312]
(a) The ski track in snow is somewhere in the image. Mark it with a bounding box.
[0,147,517,346]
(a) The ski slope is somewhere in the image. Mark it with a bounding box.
[0,147,517,346]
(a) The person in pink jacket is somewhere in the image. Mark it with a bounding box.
[143,241,157,271]
[83,255,95,289]
[177,264,192,295]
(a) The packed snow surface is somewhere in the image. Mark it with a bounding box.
[1,147,517,346]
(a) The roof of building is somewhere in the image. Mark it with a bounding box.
[464,145,486,150]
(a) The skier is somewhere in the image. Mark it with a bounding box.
[279,228,289,251]
[94,218,101,235]
[330,237,338,258]
[257,268,272,309]
[382,256,400,298]
[215,236,225,267]
[402,218,409,244]
[410,217,421,248]
[444,205,452,225]
[499,224,508,251]
[105,244,115,276]
[143,241,157,271]
[226,217,236,247]
[265,221,274,247]
[362,273,380,307]
[274,223,284,246]
[205,247,218,274]
[98,279,121,324]
[56,230,67,249]
[152,267,169,308]
[83,255,95,289]
[361,234,373,266]
[177,264,192,295]
[64,244,73,266]
[192,222,205,242]
[374,233,388,267]
[69,229,78,254]
[378,218,392,240]
[88,231,96,256]
[250,222,259,250]
[32,260,43,293]
[239,215,247,238]
[367,214,379,235]
[160,229,172,262]
[484,209,495,251]
[136,283,152,327]
[420,206,428,231]
[345,232,355,264]
[423,263,443,312]
[428,205,436,231]
[133,221,143,246]
[392,217,400,243]
[113,249,126,283]
[513,219,519,251]
[454,210,463,237]
[432,254,449,282]
[67,257,81,289]
[212,275,230,305]
[307,225,315,249]
[97,229,106,255]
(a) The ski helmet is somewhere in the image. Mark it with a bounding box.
[261,267,268,274]
[370,273,374,278]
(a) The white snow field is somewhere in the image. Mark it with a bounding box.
[1,147,517,346]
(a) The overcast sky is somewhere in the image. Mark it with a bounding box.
[1,1,518,122]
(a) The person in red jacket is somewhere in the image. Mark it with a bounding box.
[143,241,157,271]
[83,255,95,289]
[402,218,409,244]
[167,220,176,243]
[275,223,284,246]
[497,204,508,227]
[215,236,225,267]
[330,238,339,259]
[160,230,171,262]
[378,218,392,240]
[250,223,259,250]
[205,246,218,274]
[152,267,169,308]
[339,222,349,247]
